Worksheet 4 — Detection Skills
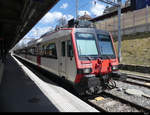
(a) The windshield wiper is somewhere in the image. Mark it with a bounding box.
[100,46,104,54]
[105,55,111,59]
[80,55,96,61]
[78,46,82,55]
[99,56,103,59]
[86,56,93,61]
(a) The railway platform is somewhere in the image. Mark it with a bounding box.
[0,54,98,112]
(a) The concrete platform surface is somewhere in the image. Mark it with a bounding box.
[0,54,98,112]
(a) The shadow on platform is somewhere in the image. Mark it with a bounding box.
[0,55,59,112]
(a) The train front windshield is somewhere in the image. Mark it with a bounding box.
[97,34,115,58]
[75,32,115,60]
[76,33,98,57]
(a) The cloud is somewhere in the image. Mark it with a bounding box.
[24,13,73,39]
[91,0,105,16]
[24,12,74,40]
[63,14,74,21]
[79,11,91,16]
[19,26,52,47]
[24,26,54,39]
[39,12,63,25]
[39,11,74,25]
[60,3,68,9]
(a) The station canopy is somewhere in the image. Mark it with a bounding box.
[0,0,59,52]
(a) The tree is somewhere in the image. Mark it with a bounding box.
[57,17,67,27]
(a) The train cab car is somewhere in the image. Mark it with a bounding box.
[73,28,119,95]
[14,19,119,95]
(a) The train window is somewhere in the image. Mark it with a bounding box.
[67,40,73,57]
[32,47,36,55]
[97,34,115,56]
[29,47,35,55]
[27,48,31,55]
[42,45,46,56]
[46,43,57,59]
[26,47,34,55]
[76,33,98,57]
[61,41,65,57]
[35,47,39,56]
[36,47,41,56]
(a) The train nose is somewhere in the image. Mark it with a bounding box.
[94,59,111,75]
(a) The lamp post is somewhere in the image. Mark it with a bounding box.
[76,0,79,19]
[117,0,122,62]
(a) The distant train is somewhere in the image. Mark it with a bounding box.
[14,20,119,95]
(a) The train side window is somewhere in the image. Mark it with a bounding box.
[28,48,32,55]
[33,48,35,55]
[41,45,46,56]
[46,43,57,59]
[67,40,73,57]
[37,46,41,56]
[30,48,34,55]
[35,47,39,56]
[61,41,65,57]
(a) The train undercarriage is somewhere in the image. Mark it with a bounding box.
[75,73,119,96]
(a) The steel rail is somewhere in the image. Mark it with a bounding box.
[124,79,150,89]
[121,73,150,82]
[103,91,150,113]
[82,92,148,112]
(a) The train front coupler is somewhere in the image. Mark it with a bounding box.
[75,74,103,95]
[100,73,117,90]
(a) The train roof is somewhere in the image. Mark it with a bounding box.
[36,27,109,44]
[19,27,110,50]
[36,28,72,45]
[74,28,109,35]
[25,19,109,48]
[27,39,39,47]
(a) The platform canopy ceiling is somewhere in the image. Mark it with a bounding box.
[0,0,59,52]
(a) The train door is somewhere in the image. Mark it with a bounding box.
[58,40,67,77]
[37,55,41,65]
[66,40,77,82]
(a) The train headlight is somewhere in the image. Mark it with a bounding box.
[111,65,119,71]
[83,68,92,74]
[77,68,92,74]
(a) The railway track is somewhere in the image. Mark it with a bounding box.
[113,72,150,89]
[81,91,150,112]
[124,73,150,82]
[15,56,150,113]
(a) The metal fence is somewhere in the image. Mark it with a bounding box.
[95,7,150,36]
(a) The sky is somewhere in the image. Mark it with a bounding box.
[20,0,126,45]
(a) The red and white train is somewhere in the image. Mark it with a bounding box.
[14,20,119,95]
